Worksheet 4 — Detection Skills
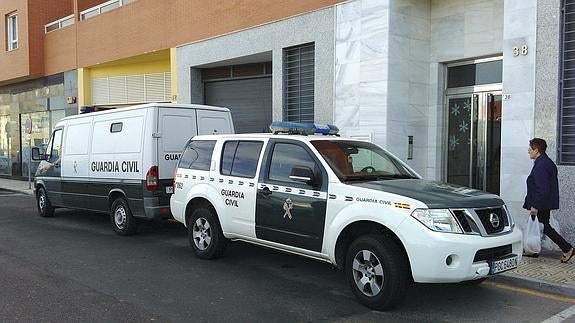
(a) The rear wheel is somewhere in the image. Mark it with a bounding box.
[36,187,54,217]
[345,235,410,311]
[188,206,227,259]
[111,197,137,236]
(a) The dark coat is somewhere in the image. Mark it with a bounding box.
[523,153,559,211]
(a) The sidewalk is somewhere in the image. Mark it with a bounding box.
[0,177,574,298]
[495,249,575,298]
[0,177,34,195]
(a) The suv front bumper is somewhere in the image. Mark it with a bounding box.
[397,216,523,283]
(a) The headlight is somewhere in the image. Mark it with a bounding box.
[411,208,463,233]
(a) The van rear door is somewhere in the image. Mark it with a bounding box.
[196,109,234,135]
[157,108,198,196]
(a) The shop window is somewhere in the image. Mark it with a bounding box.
[559,0,575,164]
[6,12,18,51]
[283,43,315,122]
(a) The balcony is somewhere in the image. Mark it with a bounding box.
[44,15,75,33]
[80,0,137,21]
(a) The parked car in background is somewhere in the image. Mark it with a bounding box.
[0,150,9,173]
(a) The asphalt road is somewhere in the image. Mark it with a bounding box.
[1,190,574,322]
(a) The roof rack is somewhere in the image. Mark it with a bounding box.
[269,121,340,136]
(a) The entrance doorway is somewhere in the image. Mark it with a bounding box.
[444,57,503,194]
[446,90,502,194]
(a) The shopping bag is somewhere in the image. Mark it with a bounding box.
[523,216,541,255]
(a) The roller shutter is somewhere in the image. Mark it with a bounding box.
[205,77,272,134]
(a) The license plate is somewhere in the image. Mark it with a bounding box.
[165,186,174,194]
[490,255,518,274]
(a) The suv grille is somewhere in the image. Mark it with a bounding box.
[475,207,509,234]
[450,207,511,236]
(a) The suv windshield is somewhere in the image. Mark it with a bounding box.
[311,140,419,182]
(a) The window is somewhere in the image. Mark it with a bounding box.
[283,43,315,122]
[110,122,123,133]
[179,140,216,171]
[220,141,263,178]
[446,60,502,88]
[269,143,318,185]
[311,140,417,181]
[559,0,575,164]
[6,12,18,51]
[46,129,63,163]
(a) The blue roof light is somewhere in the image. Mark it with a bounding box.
[269,121,339,136]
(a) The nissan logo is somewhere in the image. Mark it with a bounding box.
[489,213,500,228]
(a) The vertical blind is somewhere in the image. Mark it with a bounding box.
[283,43,315,122]
[560,0,575,164]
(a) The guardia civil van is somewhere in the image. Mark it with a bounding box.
[170,122,522,310]
[33,103,233,235]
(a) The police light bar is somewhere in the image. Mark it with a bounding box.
[269,121,339,136]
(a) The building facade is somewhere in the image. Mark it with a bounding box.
[1,0,573,242]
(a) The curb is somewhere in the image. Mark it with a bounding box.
[0,187,34,196]
[494,272,575,298]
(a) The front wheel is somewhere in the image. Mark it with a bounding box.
[110,197,137,236]
[345,235,410,311]
[188,206,227,259]
[36,187,55,217]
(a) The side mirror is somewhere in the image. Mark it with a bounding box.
[31,147,44,161]
[289,166,317,186]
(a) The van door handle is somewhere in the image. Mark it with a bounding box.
[54,162,60,168]
[258,187,272,196]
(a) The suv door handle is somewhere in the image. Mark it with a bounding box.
[258,187,272,196]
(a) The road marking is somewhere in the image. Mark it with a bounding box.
[485,281,575,304]
[541,304,575,323]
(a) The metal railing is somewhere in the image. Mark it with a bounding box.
[44,14,75,33]
[80,0,136,21]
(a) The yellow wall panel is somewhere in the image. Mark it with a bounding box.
[90,60,170,78]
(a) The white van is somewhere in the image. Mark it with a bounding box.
[32,103,234,235]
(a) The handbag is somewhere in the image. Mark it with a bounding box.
[523,216,542,255]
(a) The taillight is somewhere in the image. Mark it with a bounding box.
[146,166,159,191]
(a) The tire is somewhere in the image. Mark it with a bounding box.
[345,235,410,311]
[188,206,227,259]
[111,197,137,236]
[36,187,55,217]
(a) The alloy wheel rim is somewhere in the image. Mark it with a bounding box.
[192,217,211,250]
[38,192,46,211]
[352,249,385,297]
[114,206,127,229]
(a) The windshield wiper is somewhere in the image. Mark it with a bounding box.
[343,175,376,182]
[378,174,418,179]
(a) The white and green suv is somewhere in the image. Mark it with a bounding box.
[170,123,522,310]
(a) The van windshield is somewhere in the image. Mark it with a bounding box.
[310,140,419,182]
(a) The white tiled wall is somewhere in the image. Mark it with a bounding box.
[334,0,505,179]
[500,0,538,225]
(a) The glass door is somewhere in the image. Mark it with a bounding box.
[446,91,502,194]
